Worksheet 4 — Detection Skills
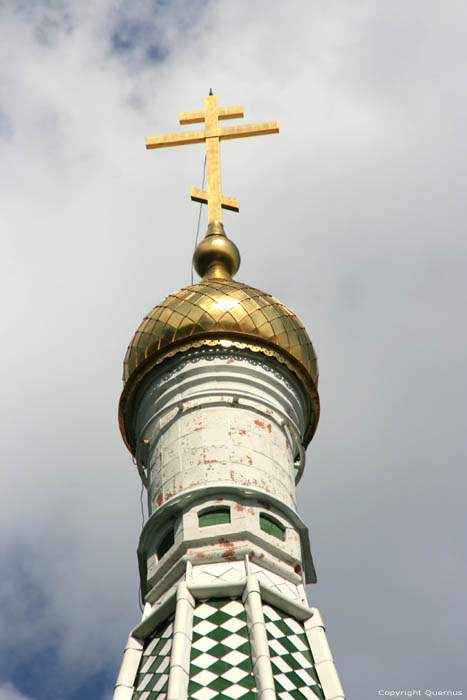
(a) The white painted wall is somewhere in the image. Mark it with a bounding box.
[135,348,307,513]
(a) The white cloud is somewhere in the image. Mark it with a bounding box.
[0,682,33,700]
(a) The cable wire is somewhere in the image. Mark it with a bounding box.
[140,480,145,529]
[132,455,145,612]
[191,155,207,284]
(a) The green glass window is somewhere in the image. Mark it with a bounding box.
[260,513,286,541]
[157,528,174,559]
[198,506,231,528]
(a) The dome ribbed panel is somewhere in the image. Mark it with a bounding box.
[123,279,317,385]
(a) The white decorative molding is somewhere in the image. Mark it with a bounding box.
[243,574,277,700]
[189,580,245,599]
[258,581,314,621]
[112,635,144,700]
[191,560,246,584]
[305,608,345,700]
[166,582,195,700]
[132,588,177,639]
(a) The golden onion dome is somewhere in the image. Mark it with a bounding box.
[119,223,319,451]
[123,277,318,384]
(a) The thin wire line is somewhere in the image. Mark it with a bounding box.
[132,456,145,612]
[191,155,207,284]
[140,480,145,529]
[138,475,145,612]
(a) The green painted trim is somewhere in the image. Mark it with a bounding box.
[260,513,286,541]
[199,506,231,527]
[157,528,174,559]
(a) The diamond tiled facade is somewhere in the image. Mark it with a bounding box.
[264,604,324,700]
[189,598,256,700]
[132,615,174,700]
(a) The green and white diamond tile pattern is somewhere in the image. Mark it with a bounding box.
[189,598,257,700]
[264,604,324,700]
[132,615,174,700]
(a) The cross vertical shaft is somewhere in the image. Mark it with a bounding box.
[204,94,223,223]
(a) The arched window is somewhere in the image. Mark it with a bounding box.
[198,506,231,528]
[157,528,175,559]
[260,513,286,541]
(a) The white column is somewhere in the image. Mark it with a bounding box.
[243,574,277,700]
[166,581,195,700]
[305,608,345,700]
[113,635,144,700]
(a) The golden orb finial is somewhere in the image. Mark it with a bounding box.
[193,222,240,279]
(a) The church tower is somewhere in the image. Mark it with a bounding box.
[113,93,345,700]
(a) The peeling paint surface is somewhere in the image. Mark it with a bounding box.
[138,356,303,513]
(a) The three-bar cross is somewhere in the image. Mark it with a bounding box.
[146,93,279,224]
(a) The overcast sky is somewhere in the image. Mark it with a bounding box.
[1,1,466,699]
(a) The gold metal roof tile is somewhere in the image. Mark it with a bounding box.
[228,303,250,324]
[229,287,251,302]
[255,320,276,340]
[233,314,257,334]
[141,320,158,336]
[250,308,268,328]
[184,304,205,323]
[286,331,300,355]
[218,311,241,329]
[196,312,217,332]
[281,316,295,332]
[176,299,196,317]
[167,310,184,328]
[275,330,291,351]
[239,297,261,314]
[156,307,173,323]
[202,305,225,323]
[261,304,280,322]
[271,318,286,337]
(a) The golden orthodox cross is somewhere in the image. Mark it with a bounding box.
[146,92,279,224]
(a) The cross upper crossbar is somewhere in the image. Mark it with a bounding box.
[179,104,244,125]
[145,122,279,148]
[146,93,279,224]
